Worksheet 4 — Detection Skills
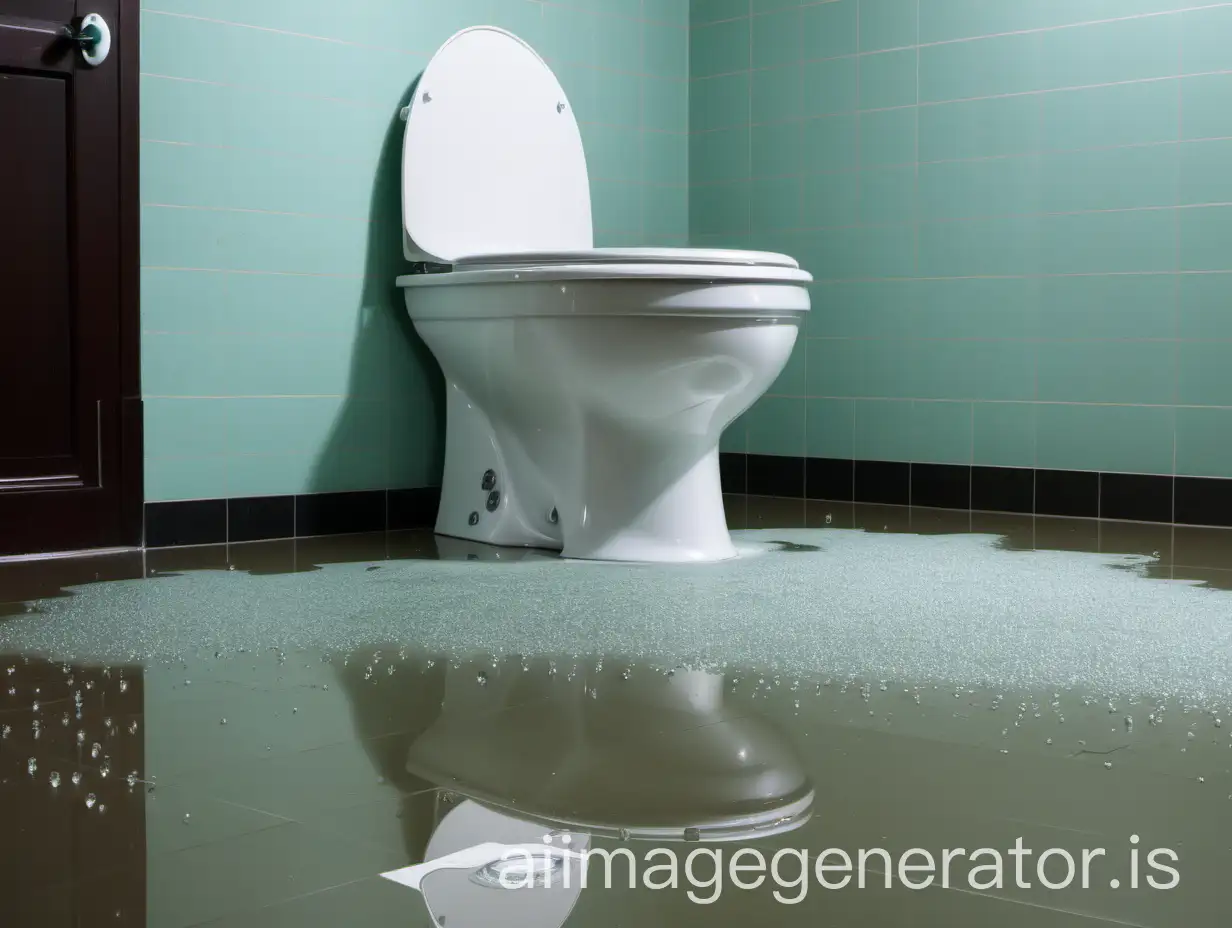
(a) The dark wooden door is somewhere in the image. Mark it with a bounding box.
[0,0,139,556]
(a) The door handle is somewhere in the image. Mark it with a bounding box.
[67,13,110,67]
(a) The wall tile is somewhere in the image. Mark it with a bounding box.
[859,0,919,52]
[859,166,917,225]
[1175,406,1232,479]
[1036,341,1175,406]
[1178,341,1232,407]
[914,278,1038,340]
[917,155,1041,221]
[745,396,807,456]
[973,402,1036,467]
[801,56,858,116]
[920,94,1040,162]
[800,0,858,59]
[806,398,856,458]
[1037,275,1174,341]
[1040,145,1179,214]
[1035,404,1176,474]
[800,115,859,171]
[1181,74,1232,140]
[752,63,802,122]
[854,399,915,461]
[1038,209,1175,275]
[692,73,750,130]
[858,48,917,111]
[1179,273,1232,340]
[911,400,972,464]
[752,121,803,176]
[858,107,916,166]
[692,17,750,76]
[752,8,802,67]
[692,0,749,27]
[1043,79,1180,151]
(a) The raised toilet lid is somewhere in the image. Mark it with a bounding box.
[402,27,593,263]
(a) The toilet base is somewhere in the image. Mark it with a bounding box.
[433,382,737,564]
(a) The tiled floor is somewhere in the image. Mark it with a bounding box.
[1,496,1230,927]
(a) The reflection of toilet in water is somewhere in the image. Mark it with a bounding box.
[382,665,814,926]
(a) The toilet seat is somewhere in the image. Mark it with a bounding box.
[451,247,800,269]
[396,256,812,288]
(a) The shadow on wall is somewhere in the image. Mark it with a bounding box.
[310,79,445,496]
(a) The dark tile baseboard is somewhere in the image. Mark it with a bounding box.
[144,488,441,549]
[720,454,1232,528]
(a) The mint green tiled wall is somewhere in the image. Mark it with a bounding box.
[141,0,689,501]
[699,0,1232,479]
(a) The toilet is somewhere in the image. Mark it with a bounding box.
[396,26,811,563]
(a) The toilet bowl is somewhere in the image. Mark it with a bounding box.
[396,27,811,563]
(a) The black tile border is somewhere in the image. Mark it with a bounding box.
[1035,469,1099,518]
[144,488,441,548]
[1099,473,1173,524]
[719,455,1232,529]
[1175,476,1232,527]
[972,466,1033,514]
[144,498,226,549]
[144,460,1232,549]
[747,453,804,498]
[855,460,910,505]
[911,463,970,510]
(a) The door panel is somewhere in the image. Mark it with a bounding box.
[0,1,138,555]
[1,72,74,477]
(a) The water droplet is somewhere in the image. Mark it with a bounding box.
[49,771,60,788]
[219,718,227,725]
[184,680,190,687]
[128,720,138,734]
[1046,738,1053,745]
[621,668,631,681]
[119,679,128,693]
[618,828,631,841]
[90,742,101,759]
[476,671,488,686]
[1217,719,1223,729]
[85,794,96,809]
[99,761,110,778]
[126,772,138,788]
[1198,776,1206,783]
[1104,762,1113,769]
[71,772,82,786]
[27,758,37,775]
[683,827,700,842]
[322,684,328,691]
[183,813,191,823]
[0,724,9,739]
[1187,731,1196,740]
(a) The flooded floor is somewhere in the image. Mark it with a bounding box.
[1,496,1230,927]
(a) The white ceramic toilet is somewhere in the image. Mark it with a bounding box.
[396,26,811,563]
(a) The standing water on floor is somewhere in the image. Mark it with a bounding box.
[1,518,1230,926]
